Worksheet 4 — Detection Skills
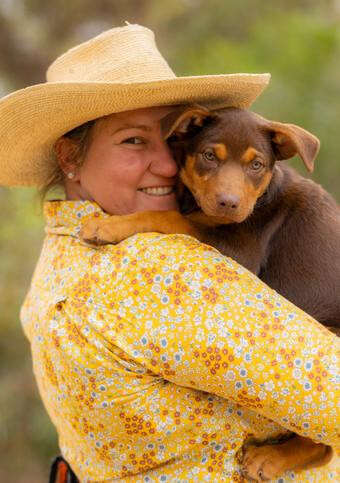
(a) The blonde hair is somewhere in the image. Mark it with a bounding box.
[39,120,96,200]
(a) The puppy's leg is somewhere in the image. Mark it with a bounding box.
[80,210,199,245]
[242,435,332,481]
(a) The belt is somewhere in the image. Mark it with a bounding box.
[49,456,79,483]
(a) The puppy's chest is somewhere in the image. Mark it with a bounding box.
[203,225,265,274]
[201,210,286,276]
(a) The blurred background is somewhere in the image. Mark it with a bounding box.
[0,0,339,481]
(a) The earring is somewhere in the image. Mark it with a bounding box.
[67,172,75,179]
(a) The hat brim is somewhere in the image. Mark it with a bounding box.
[0,73,270,186]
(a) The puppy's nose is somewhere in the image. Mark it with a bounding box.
[216,193,240,209]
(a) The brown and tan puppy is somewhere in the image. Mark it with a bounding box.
[81,106,339,480]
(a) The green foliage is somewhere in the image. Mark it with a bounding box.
[0,188,58,481]
[0,1,339,481]
[168,8,340,194]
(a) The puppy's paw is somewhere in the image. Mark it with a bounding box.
[241,444,287,481]
[80,217,123,245]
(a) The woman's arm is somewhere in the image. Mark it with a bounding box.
[100,233,339,449]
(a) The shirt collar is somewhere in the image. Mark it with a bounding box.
[44,200,109,237]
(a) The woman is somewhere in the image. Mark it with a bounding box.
[0,24,338,482]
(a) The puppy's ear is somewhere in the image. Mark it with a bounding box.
[266,121,320,172]
[162,104,215,140]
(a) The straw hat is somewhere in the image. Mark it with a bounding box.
[0,23,270,186]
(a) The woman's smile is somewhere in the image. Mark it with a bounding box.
[138,186,175,196]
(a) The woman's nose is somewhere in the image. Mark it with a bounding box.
[149,141,178,177]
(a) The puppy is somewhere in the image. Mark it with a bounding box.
[81,106,339,480]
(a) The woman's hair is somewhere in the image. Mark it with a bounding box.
[39,120,96,200]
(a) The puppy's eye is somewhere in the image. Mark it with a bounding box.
[251,159,264,171]
[203,149,216,162]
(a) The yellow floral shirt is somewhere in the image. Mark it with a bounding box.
[21,201,338,482]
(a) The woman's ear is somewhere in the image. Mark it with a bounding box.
[54,137,81,180]
[266,121,320,173]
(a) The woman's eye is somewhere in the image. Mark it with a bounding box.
[251,159,264,171]
[203,149,216,162]
[123,137,144,145]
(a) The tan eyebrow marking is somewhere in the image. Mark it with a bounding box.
[242,147,259,163]
[213,143,228,160]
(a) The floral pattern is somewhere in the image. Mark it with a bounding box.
[20,201,339,482]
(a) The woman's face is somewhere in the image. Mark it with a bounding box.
[59,106,179,215]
